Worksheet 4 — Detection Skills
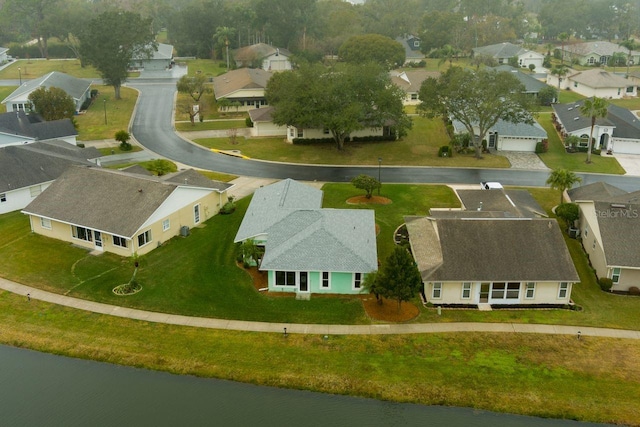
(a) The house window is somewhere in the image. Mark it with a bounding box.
[588,57,595,65]
[592,240,596,249]
[137,230,152,247]
[321,271,330,289]
[323,128,330,135]
[72,226,93,242]
[40,217,51,229]
[491,282,506,299]
[289,128,295,138]
[525,282,536,299]
[432,282,442,299]
[0,193,6,202]
[558,282,569,299]
[413,40,420,48]
[506,282,520,299]
[297,128,304,138]
[627,86,634,93]
[194,204,200,224]
[410,93,418,100]
[461,282,472,299]
[584,227,588,238]
[29,185,42,198]
[611,268,621,284]
[162,219,170,231]
[353,273,362,290]
[275,271,296,286]
[113,236,128,248]
[573,82,578,88]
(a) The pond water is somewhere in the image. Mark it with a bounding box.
[0,345,610,426]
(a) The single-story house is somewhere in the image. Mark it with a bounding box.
[130,43,174,71]
[395,35,425,64]
[248,107,285,137]
[233,43,292,71]
[1,71,91,114]
[234,179,377,295]
[285,124,393,143]
[568,182,640,292]
[212,68,272,112]
[564,41,640,66]
[452,118,547,152]
[492,65,550,97]
[0,140,100,214]
[389,70,438,105]
[0,47,9,64]
[552,100,640,154]
[23,167,232,256]
[548,69,636,99]
[0,111,78,146]
[472,42,545,70]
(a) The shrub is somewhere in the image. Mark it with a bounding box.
[438,145,451,157]
[555,203,579,225]
[535,140,549,153]
[220,196,236,214]
[598,277,613,292]
[351,174,381,199]
[629,286,640,296]
[90,89,99,98]
[245,117,253,127]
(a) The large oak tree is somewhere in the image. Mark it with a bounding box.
[418,66,534,158]
[338,34,405,69]
[79,11,156,100]
[266,63,411,150]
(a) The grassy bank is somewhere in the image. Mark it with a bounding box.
[75,85,138,141]
[0,291,638,426]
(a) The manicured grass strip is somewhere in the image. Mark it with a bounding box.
[0,291,638,426]
[194,116,511,167]
[0,59,101,80]
[537,113,625,174]
[75,85,138,141]
[175,119,247,131]
[98,146,143,156]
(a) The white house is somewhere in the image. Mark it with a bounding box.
[248,107,286,137]
[1,71,91,114]
[130,43,174,71]
[0,47,9,64]
[0,111,78,146]
[566,69,636,99]
[564,41,640,66]
[473,42,545,70]
[389,70,438,105]
[452,118,547,152]
[212,68,272,112]
[233,43,292,71]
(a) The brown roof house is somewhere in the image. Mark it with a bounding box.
[212,68,272,112]
[547,69,637,99]
[23,167,232,256]
[233,43,292,71]
[389,70,439,105]
[568,182,640,292]
[406,188,578,308]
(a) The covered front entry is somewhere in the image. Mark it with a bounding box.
[299,272,309,292]
[94,231,103,251]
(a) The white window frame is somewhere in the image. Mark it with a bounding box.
[353,273,362,290]
[558,282,569,299]
[432,282,442,299]
[162,219,170,232]
[525,282,536,299]
[461,282,472,299]
[0,193,6,202]
[611,268,621,284]
[137,230,152,247]
[194,204,201,224]
[321,271,331,289]
[113,236,128,248]
[40,217,51,230]
[72,226,93,242]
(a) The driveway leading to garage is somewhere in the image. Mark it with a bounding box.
[500,151,549,170]
[613,153,640,176]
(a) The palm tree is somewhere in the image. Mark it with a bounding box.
[608,52,627,72]
[558,32,570,65]
[619,39,639,77]
[551,65,568,94]
[437,45,459,69]
[579,97,609,163]
[214,26,236,70]
[546,169,582,205]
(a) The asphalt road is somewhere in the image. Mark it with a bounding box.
[103,79,640,191]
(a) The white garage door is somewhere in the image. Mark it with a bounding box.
[612,139,640,155]
[499,137,538,152]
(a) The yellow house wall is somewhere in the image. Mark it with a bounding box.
[425,281,573,305]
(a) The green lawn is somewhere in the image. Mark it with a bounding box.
[194,116,511,168]
[75,85,138,141]
[0,59,102,80]
[98,145,143,156]
[175,119,247,132]
[537,113,626,174]
[0,86,17,112]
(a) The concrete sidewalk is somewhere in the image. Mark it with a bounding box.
[2,277,639,339]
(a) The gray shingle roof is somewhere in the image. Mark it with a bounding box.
[23,166,220,238]
[566,41,640,57]
[594,201,640,267]
[162,169,232,191]
[567,182,628,202]
[492,65,548,93]
[473,42,527,59]
[234,43,292,62]
[0,111,77,141]
[451,118,546,139]
[248,106,275,122]
[234,179,323,242]
[0,141,95,193]
[568,69,631,88]
[552,99,615,133]
[407,217,579,282]
[2,72,90,104]
[260,209,378,273]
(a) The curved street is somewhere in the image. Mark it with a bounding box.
[128,79,640,191]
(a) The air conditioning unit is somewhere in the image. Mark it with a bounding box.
[568,227,580,239]
[180,226,190,237]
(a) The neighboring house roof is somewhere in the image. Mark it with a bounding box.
[0,47,8,56]
[452,189,545,218]
[212,68,272,99]
[389,70,438,93]
[0,111,78,141]
[1,71,90,105]
[492,65,548,93]
[593,201,640,268]
[234,178,323,242]
[451,118,545,139]
[568,69,631,88]
[0,140,96,193]
[131,43,173,61]
[473,42,528,59]
[568,182,628,201]
[552,99,615,133]
[248,106,275,123]
[606,104,640,139]
[565,41,640,58]
[234,43,291,63]
[259,209,378,273]
[23,166,226,238]
[406,217,579,282]
[162,169,232,192]
[120,164,154,176]
[395,36,425,61]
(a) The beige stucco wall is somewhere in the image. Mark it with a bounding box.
[425,280,573,305]
[614,268,640,292]
[578,202,609,280]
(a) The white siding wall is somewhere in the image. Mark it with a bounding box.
[2,182,53,214]
[252,121,286,137]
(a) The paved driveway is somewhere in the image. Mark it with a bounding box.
[614,153,640,176]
